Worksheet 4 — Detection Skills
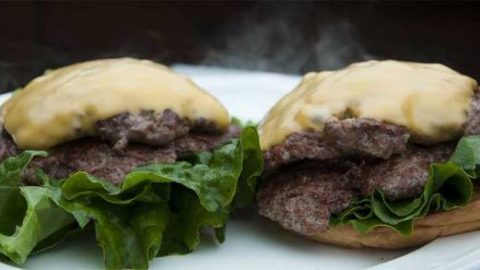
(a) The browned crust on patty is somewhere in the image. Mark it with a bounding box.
[263,118,409,174]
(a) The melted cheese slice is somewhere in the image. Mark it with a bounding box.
[259,60,478,150]
[2,58,230,150]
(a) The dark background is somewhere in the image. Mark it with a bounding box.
[1,1,479,92]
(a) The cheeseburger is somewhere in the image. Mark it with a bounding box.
[0,58,262,269]
[257,60,480,248]
[0,58,238,183]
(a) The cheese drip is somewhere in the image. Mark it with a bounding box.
[259,60,478,150]
[2,58,230,150]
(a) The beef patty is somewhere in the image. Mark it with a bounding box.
[263,118,410,173]
[258,144,455,236]
[0,110,239,184]
[96,109,222,151]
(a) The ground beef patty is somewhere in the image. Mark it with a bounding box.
[0,110,239,185]
[359,143,454,200]
[24,138,177,185]
[465,89,480,135]
[257,143,455,236]
[258,161,357,236]
[96,109,221,151]
[263,118,409,173]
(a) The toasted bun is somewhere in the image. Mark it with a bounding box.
[312,194,480,249]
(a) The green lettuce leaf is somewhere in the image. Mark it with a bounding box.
[0,150,76,264]
[0,126,262,270]
[332,136,480,235]
[450,135,480,175]
[58,127,261,269]
[233,126,264,208]
[0,186,76,264]
[58,197,169,269]
[0,151,47,186]
[157,189,228,256]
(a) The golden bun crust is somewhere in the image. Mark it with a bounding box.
[312,195,480,249]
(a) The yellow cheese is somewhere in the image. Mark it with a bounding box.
[259,60,478,150]
[2,58,230,150]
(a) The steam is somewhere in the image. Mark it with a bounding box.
[202,11,373,74]
[312,21,374,70]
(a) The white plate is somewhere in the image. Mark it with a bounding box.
[2,65,480,270]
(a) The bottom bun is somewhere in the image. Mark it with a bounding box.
[312,195,480,249]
